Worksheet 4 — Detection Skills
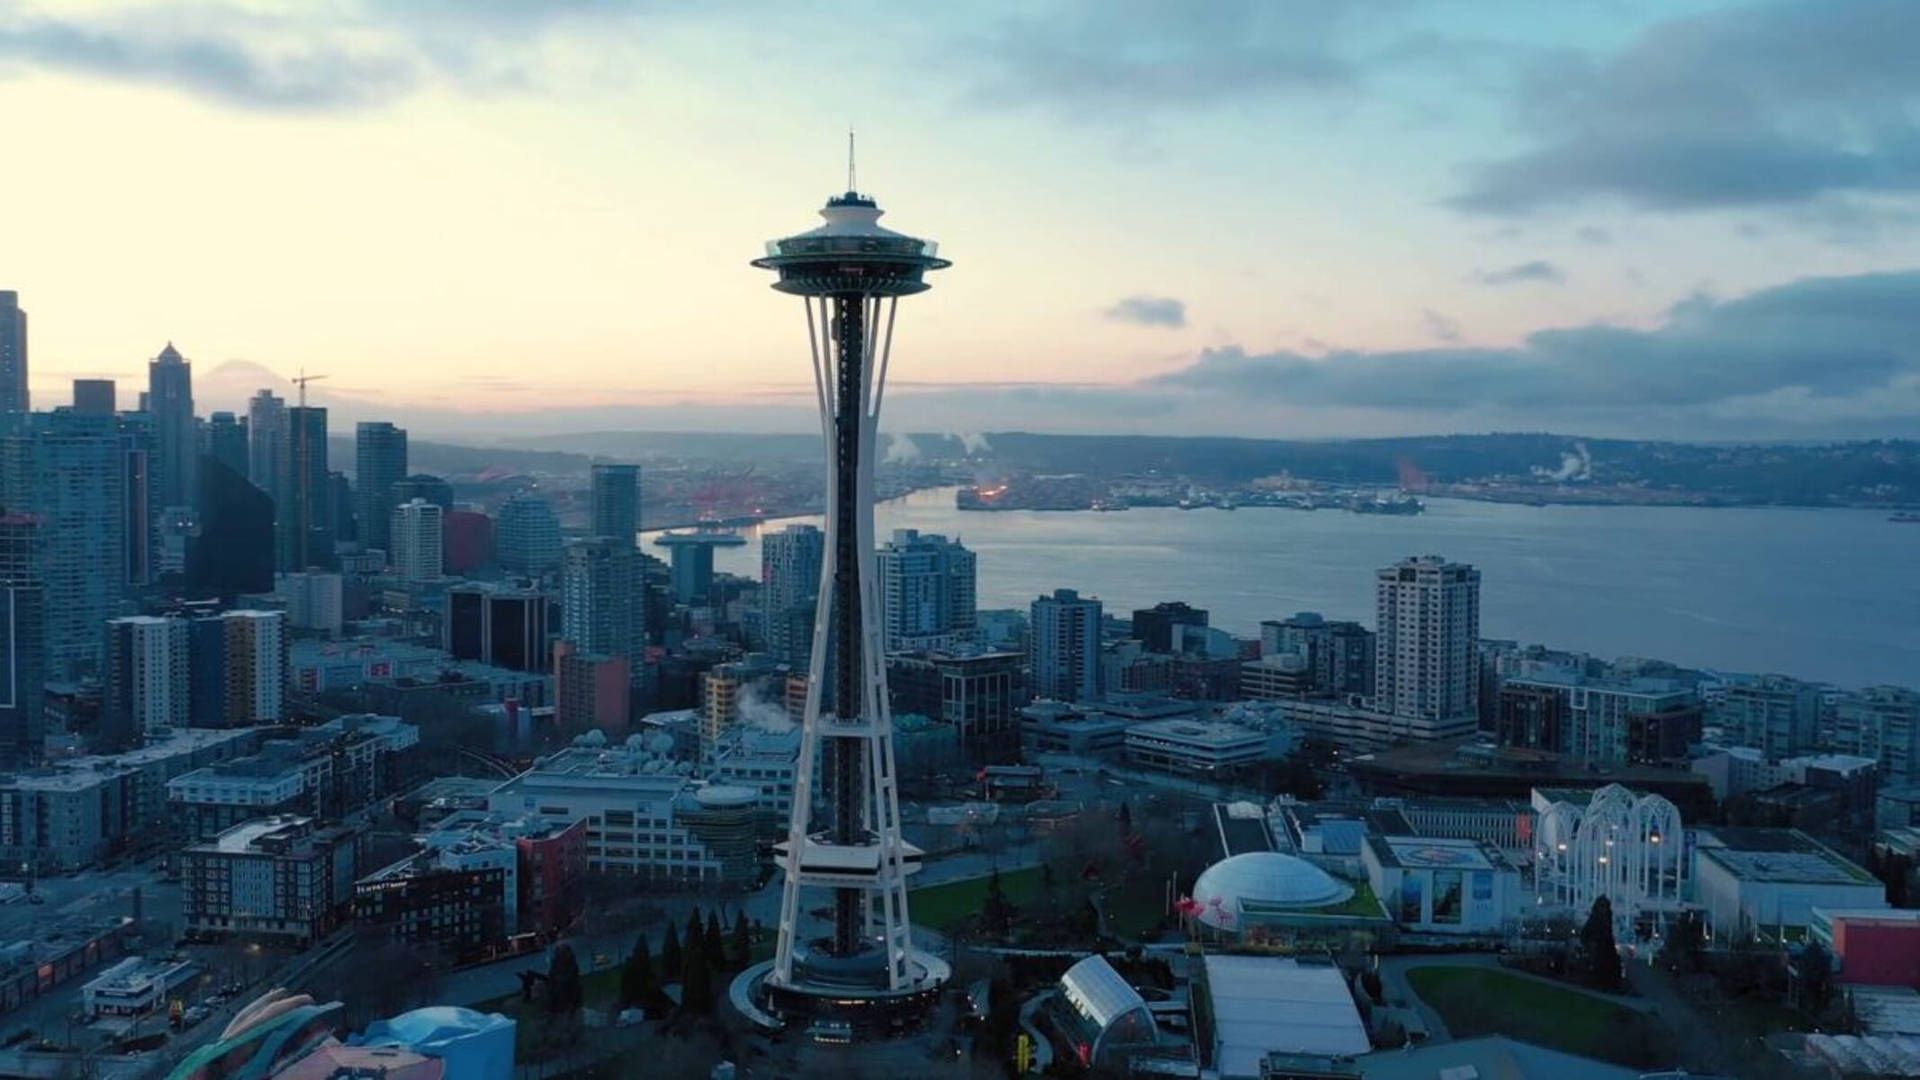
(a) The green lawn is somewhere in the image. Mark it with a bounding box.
[1103,877,1173,939]
[908,865,1046,930]
[1406,966,1672,1068]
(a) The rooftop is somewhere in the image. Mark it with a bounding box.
[1129,719,1265,747]
[1370,835,1501,871]
[1697,827,1879,885]
[1357,1035,1646,1080]
[1201,956,1368,1076]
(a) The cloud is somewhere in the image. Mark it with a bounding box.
[0,1,672,111]
[0,8,418,110]
[1450,0,1920,214]
[1473,260,1566,286]
[1421,309,1462,342]
[964,1,1359,114]
[1576,226,1612,244]
[1147,269,1920,412]
[1104,295,1188,328]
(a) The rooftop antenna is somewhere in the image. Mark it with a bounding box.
[847,128,856,193]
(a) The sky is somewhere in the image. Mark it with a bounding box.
[3,0,1919,442]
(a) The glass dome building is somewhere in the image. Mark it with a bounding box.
[1190,852,1356,931]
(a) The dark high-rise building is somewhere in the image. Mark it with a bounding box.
[147,343,196,510]
[287,406,330,569]
[71,379,115,416]
[0,292,26,414]
[326,470,355,546]
[204,411,249,479]
[185,458,275,602]
[0,511,46,765]
[392,474,453,512]
[355,422,408,554]
[589,463,640,549]
[1131,601,1207,653]
[887,650,1025,760]
[116,412,154,590]
[446,584,549,673]
[1260,611,1375,696]
[1495,683,1564,752]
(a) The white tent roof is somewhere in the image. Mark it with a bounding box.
[1202,955,1369,1079]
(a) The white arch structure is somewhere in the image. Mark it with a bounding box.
[1534,783,1685,939]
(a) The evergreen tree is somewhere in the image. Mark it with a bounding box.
[660,921,683,983]
[704,910,727,970]
[982,868,1015,937]
[681,937,714,1014]
[1578,897,1622,992]
[685,908,705,966]
[620,934,655,1008]
[546,943,584,1016]
[732,911,753,969]
[1118,800,1133,836]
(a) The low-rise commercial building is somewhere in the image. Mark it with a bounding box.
[180,816,364,944]
[81,955,199,1017]
[415,811,588,939]
[167,714,419,842]
[1125,719,1270,775]
[1361,834,1521,935]
[1693,827,1887,938]
[485,743,761,887]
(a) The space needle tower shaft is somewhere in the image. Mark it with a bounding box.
[752,148,950,1000]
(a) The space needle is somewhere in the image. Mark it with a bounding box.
[731,146,953,1038]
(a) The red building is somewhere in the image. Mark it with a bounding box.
[443,510,495,574]
[516,817,588,936]
[1815,908,1920,986]
[554,639,630,736]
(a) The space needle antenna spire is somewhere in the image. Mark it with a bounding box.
[847,128,856,192]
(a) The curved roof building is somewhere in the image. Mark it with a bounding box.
[1056,955,1159,1068]
[1191,852,1355,930]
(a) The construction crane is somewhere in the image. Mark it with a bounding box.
[291,370,328,568]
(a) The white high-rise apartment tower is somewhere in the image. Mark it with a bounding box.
[876,528,976,653]
[389,499,444,584]
[1374,555,1480,741]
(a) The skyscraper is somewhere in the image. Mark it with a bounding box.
[185,458,275,602]
[0,512,45,765]
[0,412,127,680]
[495,494,562,576]
[116,411,154,589]
[148,343,196,510]
[390,498,444,583]
[104,615,189,741]
[1028,588,1102,702]
[876,528,976,653]
[560,537,644,684]
[1374,555,1481,740]
[761,523,824,668]
[288,406,330,569]
[355,421,408,553]
[188,610,286,728]
[0,292,26,414]
[743,176,952,1024]
[205,411,249,479]
[247,390,290,560]
[589,463,640,549]
[71,379,115,416]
